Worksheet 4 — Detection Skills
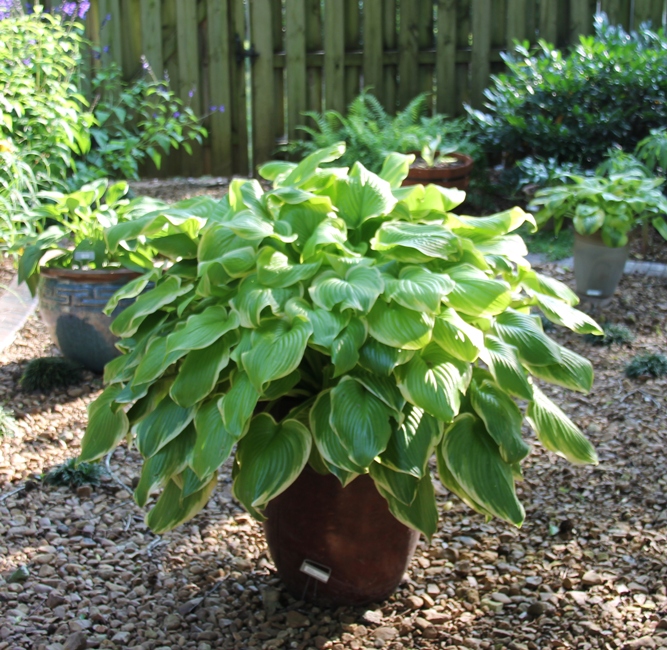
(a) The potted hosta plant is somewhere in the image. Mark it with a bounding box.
[79,144,602,606]
[529,166,667,299]
[17,178,170,372]
[403,135,474,190]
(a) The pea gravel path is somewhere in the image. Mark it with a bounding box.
[0,266,666,650]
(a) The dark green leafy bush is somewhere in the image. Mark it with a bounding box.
[20,357,83,391]
[44,458,104,488]
[468,14,667,167]
[625,353,667,378]
[584,323,634,346]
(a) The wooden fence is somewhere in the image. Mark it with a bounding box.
[54,0,667,176]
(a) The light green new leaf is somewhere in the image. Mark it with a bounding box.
[220,371,260,438]
[375,475,438,540]
[242,317,313,392]
[380,405,442,478]
[394,343,471,422]
[358,338,414,376]
[383,266,454,313]
[367,300,434,350]
[520,269,579,306]
[170,335,232,407]
[450,207,535,238]
[379,152,415,189]
[444,265,511,317]
[219,246,257,277]
[231,275,299,328]
[135,396,195,459]
[526,386,598,465]
[432,308,485,362]
[441,414,525,526]
[225,209,275,241]
[310,390,365,474]
[191,398,237,479]
[470,380,531,464]
[573,204,605,236]
[330,377,393,469]
[370,462,420,506]
[336,162,397,228]
[371,221,462,263]
[79,384,129,462]
[481,335,533,400]
[282,142,346,187]
[309,265,383,314]
[166,306,239,352]
[331,318,368,376]
[536,294,603,335]
[525,345,594,393]
[146,475,218,534]
[257,248,322,288]
[134,425,195,506]
[301,217,352,259]
[494,309,562,366]
[233,414,311,513]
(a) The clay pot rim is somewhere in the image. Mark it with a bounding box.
[407,151,474,171]
[40,266,143,283]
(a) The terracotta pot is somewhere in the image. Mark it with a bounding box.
[37,267,141,373]
[263,466,420,606]
[573,231,629,300]
[402,152,474,191]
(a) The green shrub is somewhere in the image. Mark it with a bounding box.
[625,353,667,378]
[468,14,667,167]
[20,357,83,391]
[584,323,634,346]
[43,458,104,488]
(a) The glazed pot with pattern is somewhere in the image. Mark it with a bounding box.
[37,268,140,373]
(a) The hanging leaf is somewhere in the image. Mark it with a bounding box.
[383,266,454,313]
[525,346,594,393]
[493,309,562,366]
[79,385,129,463]
[431,308,484,362]
[135,396,195,459]
[220,371,260,438]
[481,335,533,400]
[367,301,434,350]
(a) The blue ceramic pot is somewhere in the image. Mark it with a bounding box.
[37,268,140,373]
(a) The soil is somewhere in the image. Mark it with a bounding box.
[1,266,666,649]
[409,156,465,171]
[129,177,231,204]
[0,256,16,298]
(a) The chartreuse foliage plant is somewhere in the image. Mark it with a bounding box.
[79,144,602,538]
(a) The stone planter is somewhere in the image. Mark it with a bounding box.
[573,232,629,299]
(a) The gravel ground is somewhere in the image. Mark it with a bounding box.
[0,267,666,650]
[0,257,16,297]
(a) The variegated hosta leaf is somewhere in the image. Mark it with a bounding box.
[135,396,195,459]
[330,376,393,469]
[525,345,594,393]
[331,318,367,377]
[302,217,353,259]
[233,413,312,514]
[379,152,414,189]
[166,305,239,352]
[380,405,442,478]
[350,367,406,416]
[444,265,512,317]
[242,317,313,392]
[441,413,525,526]
[358,338,414,376]
[526,386,598,465]
[480,335,534,400]
[450,207,536,238]
[536,294,603,335]
[371,221,462,263]
[79,385,130,463]
[104,268,160,315]
[257,248,322,288]
[383,266,455,313]
[309,265,383,313]
[220,371,260,438]
[493,309,562,366]
[146,474,218,534]
[190,398,238,479]
[367,300,435,350]
[432,308,485,362]
[230,275,299,328]
[369,461,420,506]
[520,268,579,306]
[132,336,186,386]
[394,343,471,422]
[375,474,438,541]
[470,379,531,464]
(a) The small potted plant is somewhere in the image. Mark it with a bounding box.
[80,145,602,606]
[529,165,667,299]
[402,135,475,190]
[16,178,169,372]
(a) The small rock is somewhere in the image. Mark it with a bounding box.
[373,627,398,642]
[423,609,447,624]
[75,485,92,499]
[313,637,330,649]
[525,576,543,588]
[581,570,603,586]
[527,601,546,617]
[405,595,424,610]
[66,387,84,398]
[455,536,478,548]
[442,546,459,562]
[63,632,87,650]
[261,587,281,616]
[626,637,657,649]
[656,619,667,630]
[46,592,66,608]
[426,583,440,595]
[164,613,181,630]
[286,610,310,628]
[362,609,383,625]
[491,592,512,604]
[111,631,131,644]
[481,598,504,612]
[177,597,203,616]
[7,565,29,583]
[568,591,588,606]
[414,617,433,631]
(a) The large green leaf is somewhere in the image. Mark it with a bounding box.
[536,294,603,335]
[282,142,346,187]
[135,396,195,459]
[336,162,397,229]
[380,405,442,478]
[233,414,311,513]
[383,266,454,313]
[230,275,298,328]
[379,152,414,189]
[371,221,462,263]
[191,398,237,479]
[494,309,562,366]
[309,265,383,314]
[330,377,393,469]
[132,336,187,386]
[444,265,511,317]
[481,335,533,400]
[104,269,160,315]
[375,474,438,540]
[370,462,420,506]
[520,269,579,306]
[441,414,525,526]
[301,217,353,259]
[220,371,260,438]
[358,338,413,376]
[526,386,598,465]
[79,385,129,462]
[242,317,313,392]
[450,207,535,238]
[134,425,195,506]
[331,318,368,376]
[350,367,405,416]
[394,343,471,422]
[431,308,484,362]
[166,306,239,352]
[525,346,594,393]
[146,474,218,534]
[257,248,322,288]
[310,390,365,474]
[470,380,530,463]
[170,335,232,407]
[367,300,434,350]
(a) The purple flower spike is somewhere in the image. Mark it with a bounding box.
[209,105,218,112]
[174,111,181,118]
[220,105,225,113]
[188,89,195,98]
[103,45,110,53]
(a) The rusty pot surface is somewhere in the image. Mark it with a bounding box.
[402,152,474,191]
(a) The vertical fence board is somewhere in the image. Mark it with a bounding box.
[417,0,434,100]
[490,0,507,75]
[383,0,398,111]
[470,0,491,109]
[140,0,163,78]
[538,0,559,43]
[207,0,233,175]
[271,0,285,142]
[435,0,457,116]
[600,0,631,28]
[324,0,345,113]
[364,0,384,102]
[98,0,123,71]
[121,0,142,77]
[569,0,593,42]
[398,0,419,108]
[286,0,307,140]
[251,0,275,167]
[634,0,666,28]
[230,0,249,174]
[345,0,361,106]
[305,0,323,113]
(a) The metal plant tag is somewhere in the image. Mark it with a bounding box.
[300,560,331,584]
